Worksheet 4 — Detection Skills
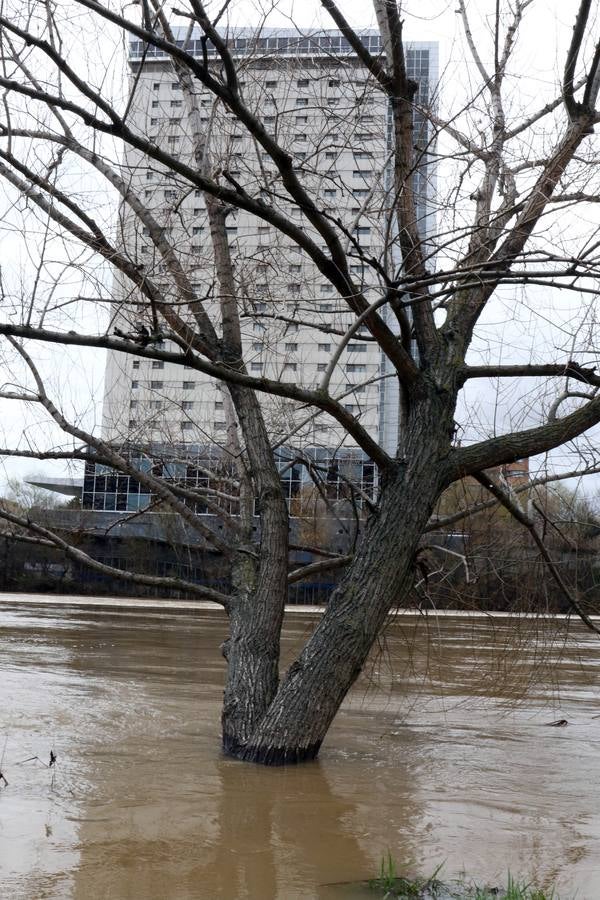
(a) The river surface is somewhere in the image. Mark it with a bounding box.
[0,602,599,899]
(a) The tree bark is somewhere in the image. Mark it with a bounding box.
[226,393,453,764]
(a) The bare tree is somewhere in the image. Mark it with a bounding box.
[1,0,600,764]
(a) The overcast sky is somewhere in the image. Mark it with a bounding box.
[0,1,599,497]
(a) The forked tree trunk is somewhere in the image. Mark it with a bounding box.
[223,396,453,764]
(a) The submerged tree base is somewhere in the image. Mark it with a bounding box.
[222,735,322,766]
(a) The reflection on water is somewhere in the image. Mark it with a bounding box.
[0,605,599,899]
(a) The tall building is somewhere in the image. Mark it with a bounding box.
[86,28,437,513]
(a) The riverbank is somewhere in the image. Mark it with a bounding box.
[0,590,598,623]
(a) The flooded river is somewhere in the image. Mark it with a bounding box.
[0,602,599,899]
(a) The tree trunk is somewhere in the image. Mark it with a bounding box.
[227,394,450,763]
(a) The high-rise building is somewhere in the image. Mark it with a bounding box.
[101,28,438,456]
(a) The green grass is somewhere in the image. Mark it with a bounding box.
[368,858,560,899]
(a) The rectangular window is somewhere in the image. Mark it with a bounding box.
[346,382,365,393]
[346,364,366,373]
[132,360,140,369]
[348,343,367,353]
[250,362,263,372]
[319,303,333,312]
[182,401,194,411]
[325,151,336,159]
[283,363,297,372]
[151,100,159,108]
[214,421,226,430]
[320,284,333,294]
[295,133,308,142]
[150,118,158,126]
[150,380,164,388]
[214,400,224,409]
[131,380,139,389]
[153,82,160,90]
[296,98,309,107]
[164,189,177,200]
[328,79,340,87]
[353,170,372,178]
[297,79,309,88]
[318,343,331,352]
[171,82,181,90]
[181,421,193,431]
[170,99,182,107]
[295,115,308,124]
[324,189,337,197]
[252,342,263,351]
[150,400,163,409]
[317,363,327,372]
[192,226,203,235]
[266,80,278,88]
[285,343,298,352]
[152,360,164,369]
[287,283,301,294]
[182,381,195,390]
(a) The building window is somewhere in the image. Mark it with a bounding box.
[297,79,309,88]
[150,400,163,409]
[285,342,298,352]
[265,80,278,88]
[346,382,365,393]
[296,98,309,107]
[318,343,331,352]
[355,226,371,237]
[320,284,333,294]
[182,381,195,390]
[353,170,372,178]
[151,100,159,108]
[325,151,336,160]
[214,400,224,409]
[132,360,140,369]
[348,343,367,353]
[250,362,263,372]
[182,400,194,410]
[131,380,139,389]
[317,363,327,372]
[346,364,366,373]
[152,360,164,369]
[150,380,164,388]
[192,226,203,235]
[181,421,194,432]
[287,283,301,294]
[328,78,340,88]
[283,363,297,372]
[252,342,263,351]
[295,115,308,124]
[324,189,337,198]
[171,82,181,90]
[153,82,160,90]
[170,99,182,107]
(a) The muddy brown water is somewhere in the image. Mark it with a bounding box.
[1,604,599,900]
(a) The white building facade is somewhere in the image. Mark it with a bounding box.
[90,29,437,513]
